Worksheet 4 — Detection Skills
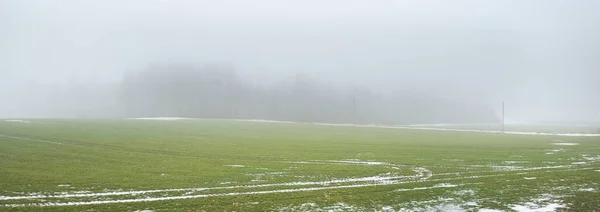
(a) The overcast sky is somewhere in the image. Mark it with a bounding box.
[1,0,599,122]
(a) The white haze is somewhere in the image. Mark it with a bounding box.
[1,0,599,123]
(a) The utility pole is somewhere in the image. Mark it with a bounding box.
[353,94,357,126]
[502,101,505,133]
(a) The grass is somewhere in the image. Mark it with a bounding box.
[0,119,599,211]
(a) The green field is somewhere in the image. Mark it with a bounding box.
[1,119,599,211]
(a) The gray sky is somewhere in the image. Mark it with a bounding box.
[1,0,599,122]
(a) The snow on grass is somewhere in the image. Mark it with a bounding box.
[129,117,191,121]
[583,155,600,161]
[511,203,565,212]
[301,202,317,207]
[224,165,245,168]
[0,134,62,145]
[504,161,528,164]
[381,206,394,211]
[0,160,429,203]
[524,177,537,180]
[0,159,593,208]
[395,183,460,192]
[3,120,30,123]
[509,194,566,212]
[547,149,565,153]
[453,189,476,196]
[290,159,388,166]
[492,166,522,171]
[236,119,600,137]
[552,142,579,146]
[478,209,504,212]
[412,203,464,212]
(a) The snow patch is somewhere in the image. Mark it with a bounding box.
[478,209,504,212]
[579,188,596,192]
[583,155,600,161]
[236,119,600,137]
[552,142,579,146]
[130,117,190,121]
[4,120,30,123]
[395,183,460,192]
[301,202,317,207]
[0,134,62,145]
[453,189,476,196]
[381,206,394,211]
[511,203,564,212]
[510,194,565,212]
[547,149,565,153]
[524,177,537,180]
[224,165,245,168]
[504,161,528,164]
[465,201,478,206]
[492,166,522,171]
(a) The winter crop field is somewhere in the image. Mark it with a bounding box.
[1,119,599,211]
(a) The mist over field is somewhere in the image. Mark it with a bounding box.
[1,0,599,124]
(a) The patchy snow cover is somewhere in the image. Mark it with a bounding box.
[453,189,476,196]
[509,194,566,212]
[301,202,317,207]
[552,142,579,146]
[3,120,30,123]
[492,166,522,171]
[381,206,395,211]
[579,188,596,192]
[237,119,600,137]
[129,117,191,121]
[583,155,600,161]
[511,203,564,212]
[224,165,245,168]
[1,158,593,208]
[289,159,387,166]
[407,203,464,212]
[545,149,565,155]
[478,209,504,212]
[0,134,62,145]
[504,161,528,164]
[395,183,460,192]
[234,119,296,124]
[0,160,428,204]
[571,162,586,165]
[524,177,537,180]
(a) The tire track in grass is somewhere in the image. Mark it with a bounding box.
[0,134,62,145]
[0,161,595,207]
[2,167,593,207]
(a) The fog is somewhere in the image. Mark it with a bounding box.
[1,0,599,124]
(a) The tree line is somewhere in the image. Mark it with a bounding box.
[118,64,498,125]
[5,64,498,124]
